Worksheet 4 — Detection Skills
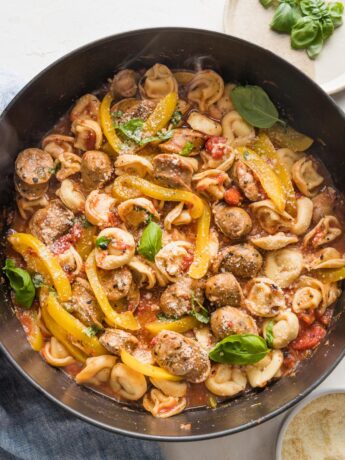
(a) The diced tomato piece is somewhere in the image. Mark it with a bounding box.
[317,308,334,326]
[224,187,243,206]
[290,323,326,351]
[298,310,316,326]
[205,136,231,160]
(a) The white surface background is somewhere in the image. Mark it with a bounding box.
[1,1,345,459]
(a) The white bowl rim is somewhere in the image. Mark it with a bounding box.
[276,387,345,460]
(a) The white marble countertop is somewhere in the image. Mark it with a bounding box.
[1,1,344,459]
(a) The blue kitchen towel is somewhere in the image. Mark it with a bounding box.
[0,74,163,460]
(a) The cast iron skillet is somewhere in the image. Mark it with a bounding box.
[0,28,345,441]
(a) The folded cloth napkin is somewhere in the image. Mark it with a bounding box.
[0,73,163,460]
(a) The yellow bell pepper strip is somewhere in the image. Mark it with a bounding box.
[8,233,71,302]
[264,123,313,151]
[142,92,178,136]
[85,251,140,331]
[236,147,286,213]
[314,267,345,283]
[75,225,97,261]
[145,316,200,335]
[100,92,124,154]
[189,201,211,279]
[46,292,107,356]
[112,175,204,219]
[41,303,87,363]
[16,309,44,352]
[120,349,182,381]
[251,133,296,216]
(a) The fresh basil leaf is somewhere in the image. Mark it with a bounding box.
[84,325,103,337]
[271,2,301,33]
[116,118,144,143]
[209,334,269,365]
[180,141,195,156]
[320,15,334,40]
[156,312,179,321]
[291,16,321,49]
[307,22,324,58]
[328,1,344,27]
[231,85,282,128]
[265,320,275,348]
[32,273,45,288]
[3,259,35,309]
[260,0,274,8]
[112,110,124,119]
[190,291,210,324]
[96,236,111,250]
[300,0,328,19]
[137,221,162,262]
[171,110,183,126]
[140,130,173,145]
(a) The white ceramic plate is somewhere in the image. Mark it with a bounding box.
[223,0,345,94]
[275,388,345,459]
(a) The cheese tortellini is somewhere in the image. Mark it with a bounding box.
[304,216,342,248]
[291,157,324,197]
[246,350,284,388]
[139,63,178,100]
[187,70,224,111]
[118,197,159,228]
[75,355,117,385]
[263,311,299,349]
[264,248,303,288]
[143,388,186,418]
[245,277,286,317]
[192,169,230,201]
[42,337,75,367]
[94,227,135,270]
[109,363,147,401]
[205,364,247,397]
[84,190,116,227]
[114,154,153,177]
[221,110,255,146]
[155,240,193,282]
[250,200,293,234]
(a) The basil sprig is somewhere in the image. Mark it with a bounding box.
[3,259,35,309]
[209,334,269,365]
[271,1,302,33]
[115,118,173,145]
[231,85,282,129]
[137,221,162,261]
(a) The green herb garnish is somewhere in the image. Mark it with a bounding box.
[156,312,179,321]
[265,320,275,348]
[190,292,210,324]
[116,118,144,143]
[209,334,269,365]
[171,110,183,126]
[84,325,103,337]
[96,236,112,250]
[32,273,45,288]
[180,141,195,156]
[137,221,162,261]
[231,85,282,128]
[3,259,35,308]
[140,130,173,145]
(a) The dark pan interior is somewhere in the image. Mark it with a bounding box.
[0,28,345,441]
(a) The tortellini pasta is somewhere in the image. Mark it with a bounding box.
[109,363,147,401]
[187,70,224,111]
[155,240,193,282]
[208,83,235,119]
[56,179,85,212]
[246,350,284,388]
[264,248,303,288]
[84,190,116,227]
[263,311,299,349]
[205,364,247,397]
[192,169,230,201]
[70,94,100,123]
[221,111,255,146]
[292,276,328,314]
[303,216,342,248]
[57,245,83,276]
[71,118,103,151]
[143,388,186,418]
[250,200,293,234]
[111,69,138,98]
[164,202,193,230]
[42,134,74,159]
[245,277,286,317]
[250,232,298,251]
[139,63,178,100]
[291,157,324,197]
[56,151,82,181]
[127,256,158,289]
[114,154,153,177]
[290,196,313,236]
[187,112,222,136]
[200,146,235,171]
[94,227,135,270]
[150,377,187,398]
[308,247,345,270]
[16,195,49,220]
[42,337,75,367]
[75,355,117,385]
[276,148,303,174]
[117,197,159,228]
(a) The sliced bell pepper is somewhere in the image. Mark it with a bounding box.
[314,267,345,283]
[46,292,107,356]
[112,175,204,219]
[85,251,140,331]
[251,133,296,215]
[120,349,182,381]
[16,309,44,352]
[75,225,97,261]
[189,201,211,279]
[145,316,200,335]
[8,233,71,302]
[41,303,87,363]
[142,92,178,136]
[264,123,313,152]
[236,147,286,213]
[100,92,124,154]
